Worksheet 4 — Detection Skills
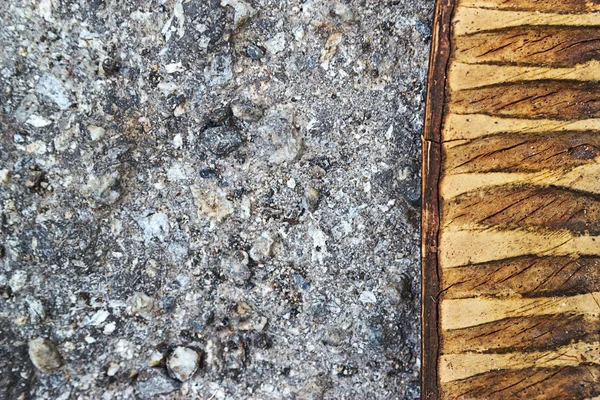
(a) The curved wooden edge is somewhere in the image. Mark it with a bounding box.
[422,1,455,399]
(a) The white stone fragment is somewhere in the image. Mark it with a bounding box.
[174,104,186,117]
[88,125,105,141]
[158,82,179,94]
[26,115,52,127]
[126,292,155,320]
[35,74,71,110]
[249,234,274,262]
[38,0,53,22]
[148,350,165,367]
[85,309,110,327]
[172,134,183,148]
[264,32,286,54]
[9,270,27,292]
[0,169,9,184]
[165,62,184,73]
[359,291,377,304]
[332,3,354,22]
[167,347,199,382]
[136,213,170,242]
[107,362,120,377]
[103,322,116,335]
[26,296,46,324]
[167,164,186,182]
[115,339,135,360]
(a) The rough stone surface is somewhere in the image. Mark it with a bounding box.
[0,0,429,398]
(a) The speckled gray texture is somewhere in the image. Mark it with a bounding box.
[0,0,432,398]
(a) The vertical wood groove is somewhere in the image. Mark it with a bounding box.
[422,1,456,398]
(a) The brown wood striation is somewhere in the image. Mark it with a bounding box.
[454,27,600,67]
[443,185,600,235]
[441,256,600,299]
[441,364,600,400]
[442,314,600,354]
[444,131,600,174]
[450,81,600,120]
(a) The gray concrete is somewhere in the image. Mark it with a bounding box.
[0,0,432,398]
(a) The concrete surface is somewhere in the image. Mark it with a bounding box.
[0,0,432,398]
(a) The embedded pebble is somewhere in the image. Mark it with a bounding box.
[245,43,265,59]
[190,185,233,221]
[264,32,286,55]
[106,362,120,376]
[136,213,170,242]
[88,125,106,141]
[136,368,181,398]
[166,347,200,382]
[249,235,274,262]
[28,338,62,372]
[35,74,71,110]
[0,169,9,184]
[127,292,155,320]
[147,350,165,367]
[205,55,233,86]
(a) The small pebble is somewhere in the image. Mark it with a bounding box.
[88,125,106,141]
[28,338,62,372]
[127,292,155,320]
[167,347,200,382]
[245,43,265,59]
[107,362,120,377]
[249,235,274,262]
[0,169,9,184]
[103,322,116,335]
[136,368,181,398]
[148,350,165,367]
[302,186,320,212]
[102,58,120,75]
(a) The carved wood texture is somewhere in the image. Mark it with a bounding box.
[423,0,600,398]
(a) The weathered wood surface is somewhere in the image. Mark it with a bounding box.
[422,0,600,398]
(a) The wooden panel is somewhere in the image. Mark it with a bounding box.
[422,0,600,398]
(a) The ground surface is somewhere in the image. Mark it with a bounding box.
[0,0,432,398]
